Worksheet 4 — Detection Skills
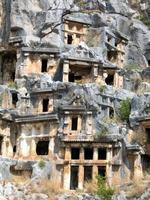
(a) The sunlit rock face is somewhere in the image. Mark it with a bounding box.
[0,0,150,199]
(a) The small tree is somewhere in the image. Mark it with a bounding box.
[38,160,45,169]
[96,176,114,200]
[119,98,131,122]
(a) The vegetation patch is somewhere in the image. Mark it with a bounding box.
[96,176,114,200]
[95,124,109,139]
[38,160,45,169]
[138,15,150,29]
[125,63,141,71]
[118,98,131,122]
[99,85,107,93]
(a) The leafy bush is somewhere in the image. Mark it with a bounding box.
[119,98,131,122]
[125,63,141,71]
[38,160,45,169]
[96,176,114,200]
[99,85,106,93]
[138,15,150,29]
[7,81,17,89]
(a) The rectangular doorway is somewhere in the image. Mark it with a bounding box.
[84,166,92,182]
[70,166,79,189]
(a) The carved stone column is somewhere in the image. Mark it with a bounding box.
[63,146,71,190]
[63,61,69,82]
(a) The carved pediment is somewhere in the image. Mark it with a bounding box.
[59,91,87,111]
[64,42,99,61]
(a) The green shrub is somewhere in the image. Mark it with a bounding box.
[138,15,150,29]
[96,176,114,200]
[99,85,106,93]
[95,125,109,139]
[7,81,17,89]
[38,160,45,169]
[119,98,131,122]
[125,63,141,71]
[74,0,86,8]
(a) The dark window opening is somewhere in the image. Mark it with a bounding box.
[36,140,49,155]
[146,128,150,143]
[71,148,80,159]
[67,35,73,44]
[84,166,92,181]
[141,154,150,172]
[107,36,112,43]
[70,166,79,189]
[41,59,48,72]
[0,136,3,155]
[105,74,114,85]
[2,52,16,80]
[13,145,16,153]
[98,148,107,160]
[12,93,18,107]
[148,60,150,66]
[109,107,114,119]
[115,42,118,47]
[69,72,75,82]
[69,72,82,83]
[107,51,118,62]
[98,166,106,177]
[10,166,32,177]
[75,75,82,81]
[43,99,49,112]
[11,72,15,81]
[71,117,78,131]
[84,148,93,160]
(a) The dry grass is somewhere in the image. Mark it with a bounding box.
[84,180,97,194]
[28,178,62,199]
[12,173,31,184]
[126,183,149,198]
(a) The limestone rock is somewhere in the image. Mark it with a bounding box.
[32,160,52,179]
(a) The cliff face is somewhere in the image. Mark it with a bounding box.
[0,0,150,200]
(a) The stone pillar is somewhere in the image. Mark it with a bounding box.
[20,138,30,158]
[30,139,37,157]
[78,147,84,189]
[49,137,55,157]
[80,147,84,161]
[106,148,112,186]
[134,154,143,181]
[114,73,123,88]
[86,113,92,135]
[22,53,29,76]
[83,25,87,41]
[93,64,98,81]
[63,146,71,190]
[1,136,7,156]
[78,165,84,189]
[78,116,82,132]
[7,137,13,157]
[15,49,22,78]
[93,147,98,182]
[63,61,69,82]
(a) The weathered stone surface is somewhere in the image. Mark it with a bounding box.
[32,160,52,179]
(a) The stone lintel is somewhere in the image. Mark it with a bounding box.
[14,113,58,123]
[66,160,108,165]
[64,57,100,64]
[64,17,92,26]
[21,47,60,54]
[61,142,112,148]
